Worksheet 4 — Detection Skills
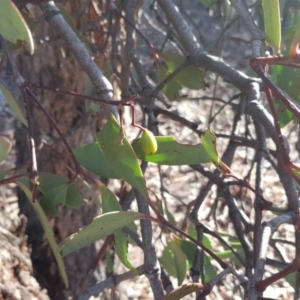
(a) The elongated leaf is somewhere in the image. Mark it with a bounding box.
[105,250,114,274]
[132,136,211,165]
[59,211,145,256]
[100,185,137,269]
[203,253,216,282]
[96,114,148,197]
[262,0,281,54]
[16,179,68,288]
[160,240,188,285]
[179,237,211,268]
[114,228,136,272]
[0,0,34,53]
[200,128,219,164]
[74,143,121,179]
[100,186,136,271]
[0,83,28,126]
[0,136,12,164]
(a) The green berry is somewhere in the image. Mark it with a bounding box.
[140,130,158,155]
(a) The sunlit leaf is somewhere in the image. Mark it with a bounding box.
[74,143,121,179]
[156,65,181,101]
[16,179,68,288]
[0,136,12,165]
[160,53,205,90]
[271,65,300,127]
[58,211,145,256]
[0,0,34,53]
[0,82,28,126]
[132,136,211,165]
[200,128,220,164]
[262,0,281,54]
[96,114,148,197]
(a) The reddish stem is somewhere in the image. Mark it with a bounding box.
[256,261,298,292]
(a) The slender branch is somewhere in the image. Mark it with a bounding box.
[253,122,267,267]
[39,2,118,118]
[228,0,265,57]
[135,168,164,299]
[249,212,297,300]
[78,265,145,300]
[157,0,260,91]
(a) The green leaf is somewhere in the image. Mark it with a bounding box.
[160,53,205,90]
[100,185,121,213]
[178,240,196,269]
[99,186,136,271]
[132,136,211,165]
[196,0,218,9]
[96,114,148,197]
[38,173,67,193]
[271,65,300,127]
[65,183,84,209]
[262,0,281,54]
[0,82,28,126]
[40,185,68,217]
[16,179,68,288]
[160,240,188,286]
[0,0,34,53]
[178,236,211,269]
[37,173,83,217]
[114,228,136,272]
[285,272,295,288]
[203,253,216,282]
[58,211,145,256]
[0,136,12,164]
[200,128,220,164]
[74,143,121,179]
[156,65,181,101]
[0,170,9,180]
[105,250,114,274]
